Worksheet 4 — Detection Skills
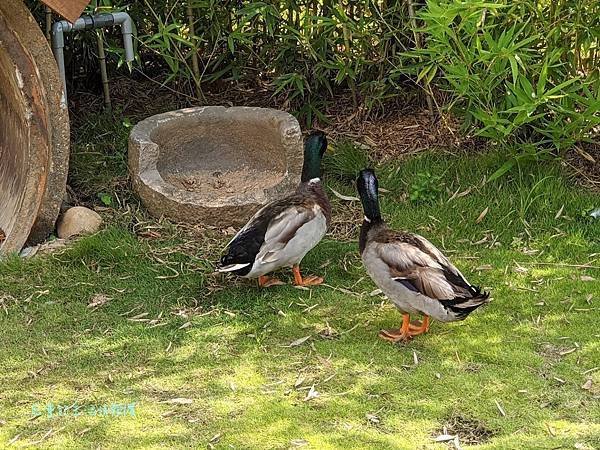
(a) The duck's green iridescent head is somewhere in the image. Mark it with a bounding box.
[301,131,328,182]
[357,168,382,222]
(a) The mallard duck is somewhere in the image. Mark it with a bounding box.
[217,131,330,287]
[357,169,489,342]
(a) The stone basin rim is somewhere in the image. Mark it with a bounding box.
[130,106,298,207]
[128,105,303,225]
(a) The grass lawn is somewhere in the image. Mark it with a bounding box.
[1,135,599,448]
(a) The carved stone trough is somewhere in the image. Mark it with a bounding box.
[128,106,303,227]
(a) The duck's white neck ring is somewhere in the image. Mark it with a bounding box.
[364,216,371,223]
[309,177,321,184]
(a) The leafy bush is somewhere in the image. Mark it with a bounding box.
[402,0,600,153]
[33,0,599,150]
[75,0,414,126]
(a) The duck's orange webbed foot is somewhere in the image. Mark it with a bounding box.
[292,265,324,286]
[379,313,413,343]
[258,275,285,287]
[407,315,430,337]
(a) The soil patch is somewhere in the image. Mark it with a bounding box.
[436,412,495,445]
[565,142,600,191]
[71,75,473,162]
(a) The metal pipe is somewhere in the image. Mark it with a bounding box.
[51,12,134,105]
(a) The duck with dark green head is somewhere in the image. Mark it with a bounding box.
[357,168,490,342]
[217,131,330,287]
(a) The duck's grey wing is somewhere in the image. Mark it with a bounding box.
[217,197,302,274]
[256,203,318,263]
[373,233,477,301]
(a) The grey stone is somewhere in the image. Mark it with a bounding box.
[56,207,103,239]
[128,106,303,227]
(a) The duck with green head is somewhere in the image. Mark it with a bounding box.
[217,131,330,287]
[357,169,490,342]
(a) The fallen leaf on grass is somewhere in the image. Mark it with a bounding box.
[329,187,359,202]
[290,439,309,447]
[476,207,489,224]
[294,374,306,388]
[288,336,311,347]
[161,398,193,405]
[575,146,596,163]
[303,385,319,401]
[433,434,457,442]
[366,413,380,425]
[88,294,111,309]
[559,347,577,356]
[581,379,593,390]
[494,399,506,417]
[555,205,564,219]
[129,312,149,319]
[448,187,472,202]
[138,230,162,239]
[475,264,493,271]
[513,264,528,274]
[580,275,595,282]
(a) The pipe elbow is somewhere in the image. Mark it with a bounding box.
[51,21,65,37]
[113,12,133,34]
[112,12,135,62]
[51,21,68,48]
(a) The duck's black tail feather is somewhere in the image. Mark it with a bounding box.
[439,286,490,320]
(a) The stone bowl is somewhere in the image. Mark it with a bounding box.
[128,106,303,227]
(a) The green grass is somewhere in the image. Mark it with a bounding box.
[1,148,599,449]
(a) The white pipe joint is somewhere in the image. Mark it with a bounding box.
[51,12,135,104]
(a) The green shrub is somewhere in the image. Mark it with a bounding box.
[33,0,599,151]
[402,0,600,154]
[409,170,443,203]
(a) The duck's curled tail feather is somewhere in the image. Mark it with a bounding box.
[439,287,490,320]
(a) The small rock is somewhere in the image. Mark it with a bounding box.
[19,245,40,258]
[56,207,102,239]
